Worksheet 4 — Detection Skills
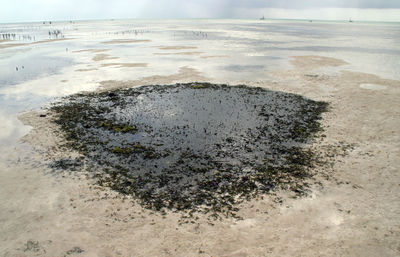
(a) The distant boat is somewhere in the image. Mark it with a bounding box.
[349,18,354,22]
[260,15,265,20]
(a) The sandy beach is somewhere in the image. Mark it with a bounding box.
[1,19,399,256]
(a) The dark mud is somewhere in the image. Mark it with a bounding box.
[50,83,328,215]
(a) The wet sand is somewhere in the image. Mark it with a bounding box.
[200,55,229,59]
[101,39,151,44]
[158,46,198,50]
[73,49,110,53]
[0,38,72,49]
[153,51,203,56]
[92,54,119,62]
[75,68,99,72]
[2,55,397,256]
[99,66,208,91]
[0,20,399,256]
[100,63,148,68]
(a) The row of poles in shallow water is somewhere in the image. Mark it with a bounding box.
[1,30,63,41]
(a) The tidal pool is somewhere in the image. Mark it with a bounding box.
[50,83,328,214]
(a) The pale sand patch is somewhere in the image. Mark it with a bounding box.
[158,46,197,50]
[75,68,98,72]
[6,56,400,256]
[92,54,119,62]
[270,55,349,83]
[100,63,148,68]
[153,52,202,56]
[101,39,151,44]
[201,55,230,59]
[0,43,27,49]
[19,111,81,161]
[290,55,348,70]
[360,83,388,90]
[99,66,208,91]
[0,38,73,49]
[338,70,399,89]
[73,49,110,53]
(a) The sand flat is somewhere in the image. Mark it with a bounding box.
[0,42,26,49]
[92,54,119,61]
[153,51,203,56]
[12,56,400,256]
[73,49,110,53]
[0,38,72,49]
[201,55,230,59]
[359,83,388,90]
[75,68,99,72]
[158,46,198,50]
[100,63,148,68]
[99,66,208,91]
[101,39,151,44]
[1,20,399,257]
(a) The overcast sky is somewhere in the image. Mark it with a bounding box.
[1,0,400,23]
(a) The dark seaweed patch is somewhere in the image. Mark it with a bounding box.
[50,82,328,215]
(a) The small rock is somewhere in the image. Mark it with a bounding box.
[65,246,84,255]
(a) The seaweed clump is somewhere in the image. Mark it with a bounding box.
[50,82,328,216]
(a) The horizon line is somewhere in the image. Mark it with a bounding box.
[1,17,400,25]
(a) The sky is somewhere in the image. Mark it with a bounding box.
[1,0,400,23]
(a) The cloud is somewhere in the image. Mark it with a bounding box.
[234,7,400,22]
[0,0,400,22]
[229,0,400,9]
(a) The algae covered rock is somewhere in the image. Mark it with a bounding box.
[50,83,328,214]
